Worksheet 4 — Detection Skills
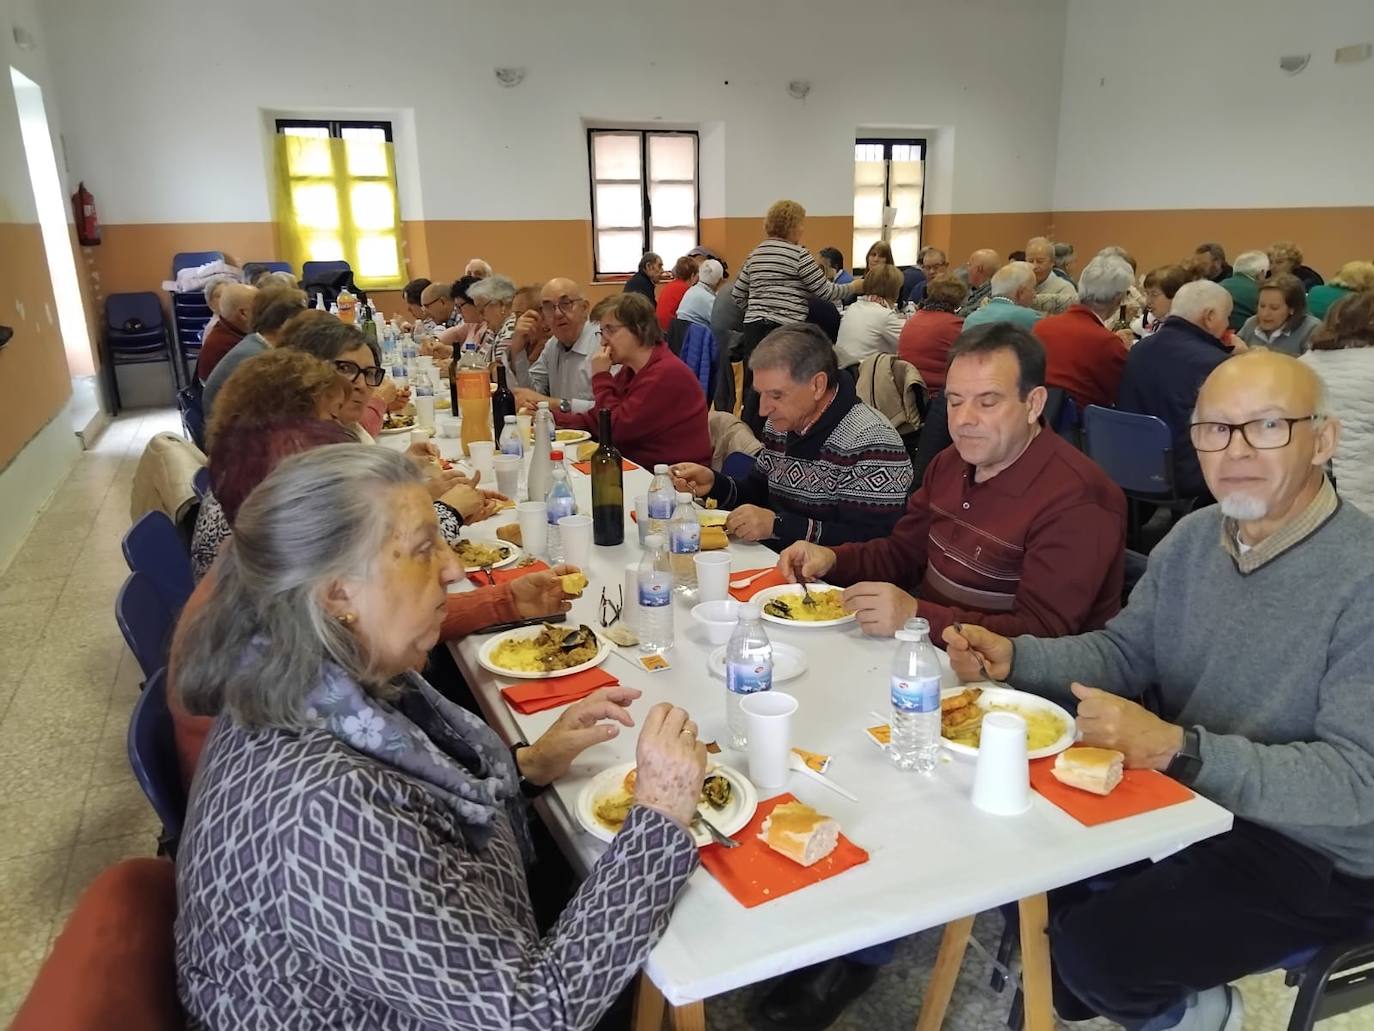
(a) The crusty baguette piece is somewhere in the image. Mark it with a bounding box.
[758,801,840,867]
[1051,746,1124,796]
[699,525,729,551]
[496,523,522,547]
[560,572,589,598]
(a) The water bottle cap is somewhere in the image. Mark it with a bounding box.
[504,415,516,423]
[537,401,550,409]
[653,464,669,474]
[741,602,763,621]
[550,449,564,461]
[675,491,692,503]
[903,617,931,636]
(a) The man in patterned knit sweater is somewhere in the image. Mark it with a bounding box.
[670,323,912,549]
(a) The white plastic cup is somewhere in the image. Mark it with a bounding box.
[635,494,650,546]
[468,440,496,481]
[558,514,593,568]
[516,412,533,442]
[436,414,461,439]
[516,501,548,560]
[970,711,1032,816]
[694,552,732,603]
[415,394,436,430]
[740,692,798,792]
[410,427,430,450]
[493,454,521,499]
[623,562,641,632]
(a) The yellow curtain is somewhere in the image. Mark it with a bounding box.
[273,134,404,290]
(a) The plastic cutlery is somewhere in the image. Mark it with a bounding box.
[788,753,859,801]
[728,568,776,590]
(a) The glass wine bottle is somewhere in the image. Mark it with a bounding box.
[491,363,516,429]
[590,408,624,546]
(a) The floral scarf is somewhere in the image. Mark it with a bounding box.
[304,665,521,851]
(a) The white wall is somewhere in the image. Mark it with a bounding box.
[1054,0,1374,211]
[41,0,1068,225]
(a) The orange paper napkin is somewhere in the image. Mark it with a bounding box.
[698,793,869,908]
[500,668,620,715]
[467,560,550,587]
[572,458,638,475]
[728,568,787,602]
[1029,758,1194,826]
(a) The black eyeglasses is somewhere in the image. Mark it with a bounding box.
[1189,415,1319,453]
[334,360,386,387]
[540,298,585,317]
[599,585,623,628]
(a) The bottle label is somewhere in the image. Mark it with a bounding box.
[457,371,488,401]
[648,494,674,519]
[891,675,941,714]
[727,662,773,696]
[547,495,576,524]
[500,436,524,457]
[669,522,701,554]
[639,575,671,608]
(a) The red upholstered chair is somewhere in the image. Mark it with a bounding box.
[9,857,184,1030]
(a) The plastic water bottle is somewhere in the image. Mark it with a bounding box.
[669,491,700,596]
[647,464,676,536]
[498,415,523,457]
[889,617,942,772]
[725,603,773,749]
[544,458,576,563]
[528,402,554,504]
[637,534,674,652]
[390,357,408,392]
[413,367,436,430]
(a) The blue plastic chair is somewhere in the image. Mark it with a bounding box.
[122,512,195,616]
[103,292,174,413]
[720,451,757,482]
[302,259,351,283]
[125,667,186,853]
[171,251,224,275]
[246,260,293,276]
[115,572,177,681]
[1082,405,1191,551]
[1278,927,1374,1030]
[178,384,206,451]
[190,466,210,500]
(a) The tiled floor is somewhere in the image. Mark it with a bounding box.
[0,409,1362,1029]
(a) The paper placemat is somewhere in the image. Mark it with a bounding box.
[1029,758,1194,826]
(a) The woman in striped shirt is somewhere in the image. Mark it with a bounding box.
[732,199,863,431]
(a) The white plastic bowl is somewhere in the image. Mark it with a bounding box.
[691,599,741,645]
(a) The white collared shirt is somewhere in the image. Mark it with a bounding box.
[512,320,601,413]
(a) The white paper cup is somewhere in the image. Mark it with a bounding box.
[694,552,732,603]
[635,495,650,546]
[516,501,548,560]
[740,691,798,792]
[516,413,533,441]
[558,514,593,568]
[970,711,1032,816]
[493,454,521,499]
[436,414,461,439]
[467,439,496,479]
[410,427,430,449]
[623,563,641,632]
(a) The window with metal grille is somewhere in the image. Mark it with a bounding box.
[588,129,699,278]
[853,138,926,269]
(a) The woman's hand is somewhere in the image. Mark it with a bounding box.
[408,440,441,462]
[509,565,577,618]
[518,686,643,785]
[633,703,708,829]
[590,342,614,376]
[441,485,507,522]
[426,468,474,501]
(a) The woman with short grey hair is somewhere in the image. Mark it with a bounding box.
[174,444,707,1030]
[470,274,520,369]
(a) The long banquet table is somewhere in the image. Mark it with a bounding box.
[417,442,1232,1030]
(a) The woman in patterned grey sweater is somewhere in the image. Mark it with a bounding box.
[173,444,707,1030]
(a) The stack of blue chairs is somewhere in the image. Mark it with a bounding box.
[169,251,223,386]
[102,293,174,414]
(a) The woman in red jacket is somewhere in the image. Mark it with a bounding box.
[655,255,696,331]
[555,292,712,468]
[898,274,968,396]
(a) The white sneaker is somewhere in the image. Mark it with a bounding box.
[1168,984,1245,1031]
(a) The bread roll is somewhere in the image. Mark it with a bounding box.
[758,801,840,867]
[577,442,599,461]
[699,525,728,551]
[496,523,522,547]
[1051,746,1124,796]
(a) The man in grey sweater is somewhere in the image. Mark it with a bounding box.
[947,350,1374,1031]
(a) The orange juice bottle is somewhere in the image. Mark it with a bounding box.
[456,343,492,455]
[336,289,357,324]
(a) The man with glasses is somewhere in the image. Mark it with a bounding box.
[945,350,1374,1031]
[509,278,601,414]
[418,281,459,334]
[1117,279,1236,500]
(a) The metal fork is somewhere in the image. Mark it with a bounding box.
[480,565,497,586]
[693,812,739,848]
[951,620,992,681]
[800,580,817,607]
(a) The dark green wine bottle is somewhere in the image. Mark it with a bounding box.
[590,408,624,546]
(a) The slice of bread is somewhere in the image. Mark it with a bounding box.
[758,801,840,867]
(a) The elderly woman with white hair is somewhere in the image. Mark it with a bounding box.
[1031,254,1134,410]
[1092,245,1146,335]
[468,273,519,368]
[174,444,708,1030]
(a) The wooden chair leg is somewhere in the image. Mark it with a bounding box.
[633,972,666,1031]
[667,1000,706,1031]
[1018,893,1054,1031]
[914,914,976,1030]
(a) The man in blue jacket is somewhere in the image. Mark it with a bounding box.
[1116,280,1234,499]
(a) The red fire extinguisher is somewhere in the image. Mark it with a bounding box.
[72,181,101,246]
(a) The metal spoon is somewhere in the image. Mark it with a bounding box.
[951,620,992,682]
[693,811,739,848]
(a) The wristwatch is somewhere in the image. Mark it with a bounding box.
[1165,727,1203,785]
[510,741,549,798]
[558,398,572,414]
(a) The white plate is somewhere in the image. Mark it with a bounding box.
[752,583,856,629]
[456,539,521,572]
[477,623,611,680]
[378,423,419,437]
[707,642,809,684]
[526,429,593,445]
[939,685,1077,760]
[576,761,758,848]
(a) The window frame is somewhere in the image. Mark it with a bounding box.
[853,136,927,271]
[586,127,700,281]
[276,118,394,142]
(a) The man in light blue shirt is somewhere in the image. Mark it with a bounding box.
[510,278,600,414]
[676,258,724,327]
[962,261,1044,332]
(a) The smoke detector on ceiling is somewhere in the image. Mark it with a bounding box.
[1279,54,1310,75]
[787,80,812,100]
[494,67,526,88]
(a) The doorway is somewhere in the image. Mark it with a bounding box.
[9,67,101,436]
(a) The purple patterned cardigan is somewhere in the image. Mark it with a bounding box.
[174,671,698,1029]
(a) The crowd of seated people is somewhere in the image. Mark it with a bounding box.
[143,221,1374,1031]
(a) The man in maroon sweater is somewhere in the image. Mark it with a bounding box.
[777,323,1126,642]
[196,283,255,383]
[1031,253,1133,410]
